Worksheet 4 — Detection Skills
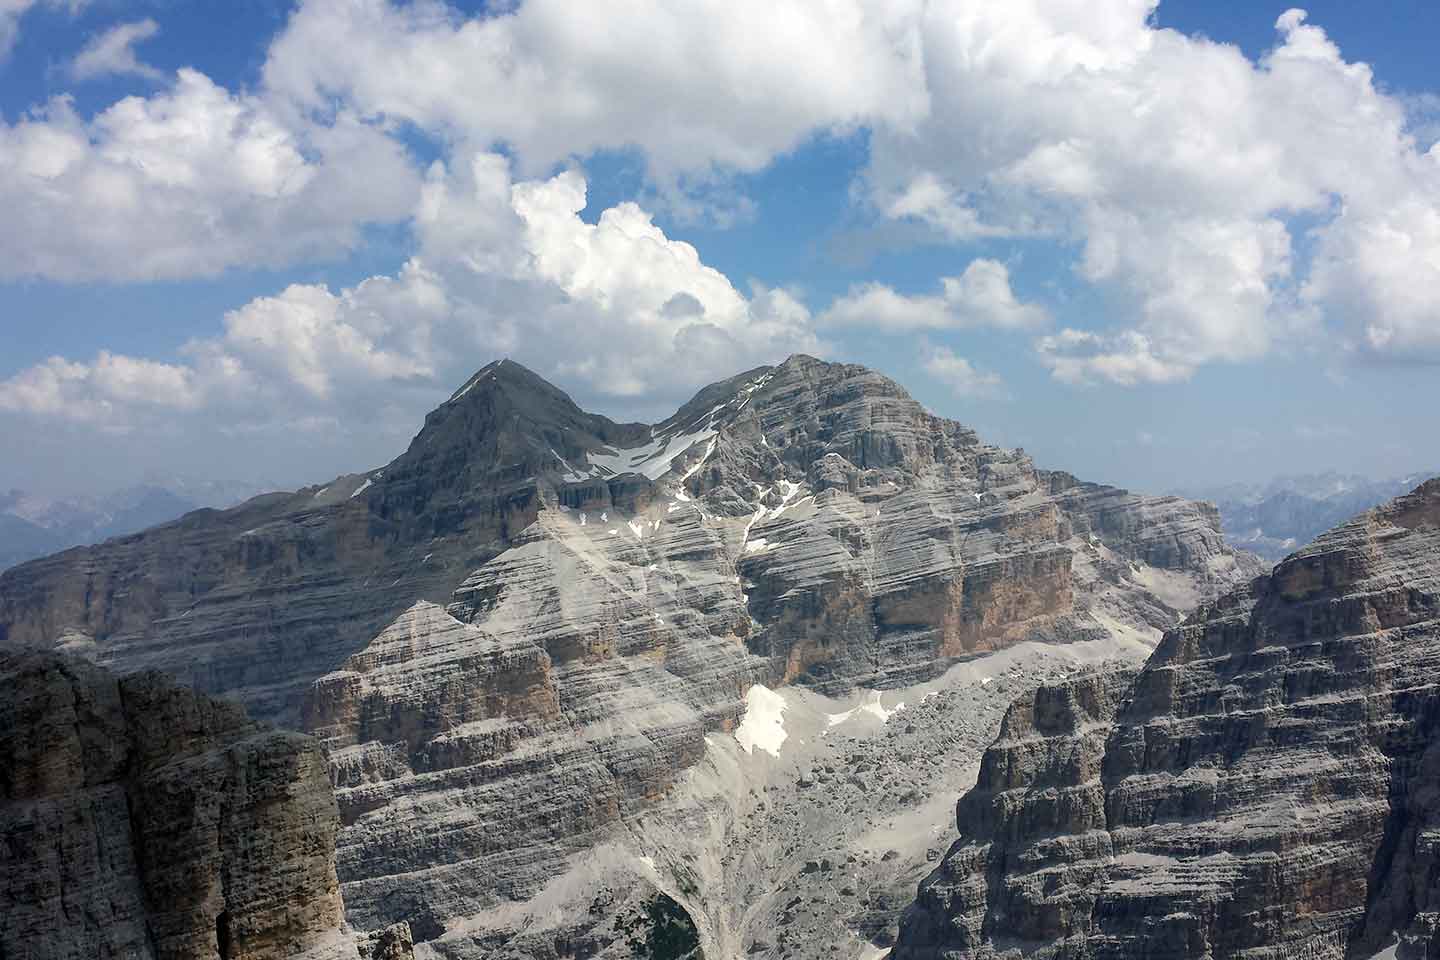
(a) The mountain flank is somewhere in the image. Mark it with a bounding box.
[0,354,1263,956]
[894,477,1440,960]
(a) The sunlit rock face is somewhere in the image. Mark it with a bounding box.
[893,478,1440,960]
[0,355,1258,951]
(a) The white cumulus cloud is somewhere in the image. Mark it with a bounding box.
[4,0,1440,404]
[865,3,1440,378]
[0,155,824,429]
[0,68,421,281]
[262,0,925,183]
[821,259,1048,331]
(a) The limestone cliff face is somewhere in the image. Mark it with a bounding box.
[0,651,374,960]
[0,355,1258,950]
[893,477,1440,960]
[297,359,1258,948]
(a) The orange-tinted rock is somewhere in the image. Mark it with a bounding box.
[894,478,1440,960]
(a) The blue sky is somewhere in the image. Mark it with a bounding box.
[1,0,1438,496]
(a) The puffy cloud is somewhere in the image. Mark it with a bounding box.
[0,68,421,280]
[920,345,1002,397]
[864,3,1440,379]
[821,259,1048,331]
[418,155,824,400]
[69,18,161,81]
[0,156,823,428]
[1303,193,1440,359]
[1035,329,1192,386]
[0,268,445,427]
[7,0,1440,394]
[0,352,199,425]
[256,0,1440,378]
[262,0,925,182]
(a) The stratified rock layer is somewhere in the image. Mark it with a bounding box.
[0,652,361,960]
[300,359,1257,946]
[893,477,1440,960]
[0,355,1260,948]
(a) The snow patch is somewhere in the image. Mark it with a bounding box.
[735,684,788,757]
[767,480,807,520]
[826,690,906,728]
[586,425,719,481]
[550,448,589,484]
[350,479,373,499]
[449,370,487,402]
[676,436,718,488]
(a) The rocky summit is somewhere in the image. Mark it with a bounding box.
[0,355,1264,957]
[893,477,1440,960]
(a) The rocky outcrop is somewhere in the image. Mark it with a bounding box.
[0,355,1260,951]
[893,477,1440,960]
[0,651,371,960]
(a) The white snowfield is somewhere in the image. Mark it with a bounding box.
[556,372,774,486]
[584,423,718,481]
[734,684,789,757]
[825,690,906,728]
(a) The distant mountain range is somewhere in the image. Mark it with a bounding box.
[1180,469,1439,563]
[0,478,277,571]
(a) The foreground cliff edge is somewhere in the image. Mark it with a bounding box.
[0,650,419,960]
[0,355,1262,956]
[894,477,1440,960]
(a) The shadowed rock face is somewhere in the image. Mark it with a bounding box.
[0,651,372,960]
[893,477,1440,960]
[0,355,1259,951]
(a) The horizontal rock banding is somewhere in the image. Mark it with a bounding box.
[894,477,1440,960]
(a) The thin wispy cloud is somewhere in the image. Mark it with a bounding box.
[69,18,162,81]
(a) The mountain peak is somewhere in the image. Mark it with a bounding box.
[446,357,575,407]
